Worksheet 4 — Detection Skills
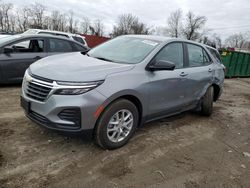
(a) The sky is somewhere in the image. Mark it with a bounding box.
[6,0,250,40]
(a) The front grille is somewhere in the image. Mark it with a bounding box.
[58,108,81,128]
[25,82,52,102]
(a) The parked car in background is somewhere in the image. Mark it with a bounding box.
[0,34,89,84]
[0,34,11,39]
[21,35,224,149]
[23,29,88,47]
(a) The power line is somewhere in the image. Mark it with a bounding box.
[210,24,250,30]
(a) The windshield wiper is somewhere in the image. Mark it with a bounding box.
[94,56,114,62]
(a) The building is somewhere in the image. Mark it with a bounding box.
[81,34,110,48]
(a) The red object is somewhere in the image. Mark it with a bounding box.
[81,34,110,48]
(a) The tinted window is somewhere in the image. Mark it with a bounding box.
[9,39,44,53]
[187,44,210,67]
[49,39,73,52]
[155,43,184,69]
[207,47,221,63]
[73,43,87,52]
[72,36,85,45]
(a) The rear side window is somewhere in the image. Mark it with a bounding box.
[207,48,221,63]
[49,39,73,52]
[154,43,184,69]
[187,44,210,67]
[72,36,85,45]
[73,43,87,52]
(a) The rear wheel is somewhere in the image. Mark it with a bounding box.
[94,99,139,150]
[200,86,214,116]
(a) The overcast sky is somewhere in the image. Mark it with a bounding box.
[6,0,250,40]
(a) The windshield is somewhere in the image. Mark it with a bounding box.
[0,35,22,46]
[88,37,159,64]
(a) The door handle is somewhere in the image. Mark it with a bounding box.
[180,72,188,77]
[208,68,213,72]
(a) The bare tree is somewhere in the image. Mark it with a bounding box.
[112,13,149,37]
[225,33,246,48]
[182,11,207,40]
[17,7,31,32]
[0,1,13,31]
[50,10,61,31]
[212,33,222,49]
[166,9,182,38]
[80,16,90,34]
[68,10,74,33]
[93,19,104,36]
[28,3,46,29]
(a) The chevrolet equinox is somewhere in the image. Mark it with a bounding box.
[21,35,224,149]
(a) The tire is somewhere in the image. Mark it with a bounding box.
[94,99,139,150]
[201,86,214,116]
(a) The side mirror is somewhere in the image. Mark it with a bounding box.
[3,46,14,54]
[148,60,175,71]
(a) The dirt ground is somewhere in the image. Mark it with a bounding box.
[0,78,250,188]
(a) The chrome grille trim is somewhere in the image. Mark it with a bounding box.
[24,79,53,102]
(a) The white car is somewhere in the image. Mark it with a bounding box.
[23,29,88,47]
[0,34,11,39]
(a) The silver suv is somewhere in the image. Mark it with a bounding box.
[21,35,224,149]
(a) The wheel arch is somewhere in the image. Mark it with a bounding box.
[94,91,145,132]
[212,83,221,101]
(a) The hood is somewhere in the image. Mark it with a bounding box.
[30,52,134,82]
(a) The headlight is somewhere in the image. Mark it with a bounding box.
[54,80,104,95]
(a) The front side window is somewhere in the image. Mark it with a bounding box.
[154,43,184,69]
[88,37,159,64]
[49,39,73,52]
[9,39,44,53]
[187,44,210,67]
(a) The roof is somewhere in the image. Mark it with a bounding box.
[0,34,85,48]
[122,35,208,47]
[24,29,85,38]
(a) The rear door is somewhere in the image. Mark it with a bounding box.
[182,43,214,105]
[0,37,47,83]
[47,38,75,56]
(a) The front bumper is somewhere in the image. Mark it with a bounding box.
[21,89,106,132]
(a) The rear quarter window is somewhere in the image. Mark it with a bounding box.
[72,36,85,45]
[207,48,222,63]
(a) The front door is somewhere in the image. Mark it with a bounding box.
[147,42,188,117]
[0,38,47,82]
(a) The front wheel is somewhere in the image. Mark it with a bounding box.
[200,86,214,116]
[94,99,139,150]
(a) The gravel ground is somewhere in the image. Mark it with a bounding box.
[0,78,250,188]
